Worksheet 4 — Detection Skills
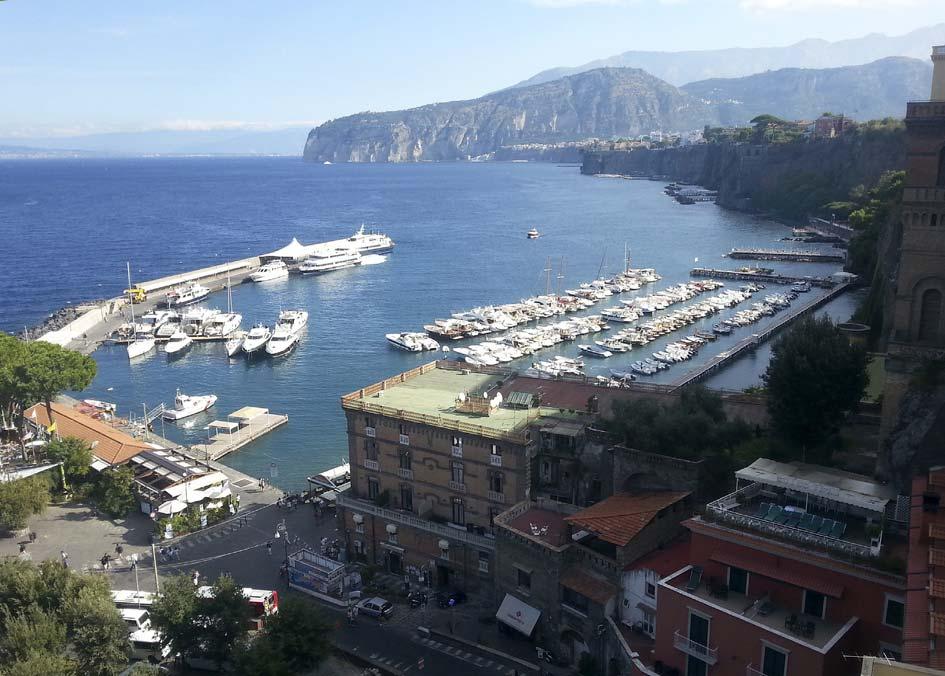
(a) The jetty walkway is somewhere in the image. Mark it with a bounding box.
[668,283,851,390]
[690,267,837,288]
[726,248,845,263]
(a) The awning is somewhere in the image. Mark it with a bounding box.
[157,499,189,515]
[496,594,541,637]
[636,601,657,614]
[229,406,268,421]
[709,551,844,598]
[90,458,111,472]
[209,420,240,433]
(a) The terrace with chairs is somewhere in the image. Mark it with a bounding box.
[706,458,904,560]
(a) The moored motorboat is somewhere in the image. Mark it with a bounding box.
[579,344,612,358]
[203,312,242,337]
[242,323,271,354]
[162,390,218,421]
[386,332,440,352]
[265,310,308,356]
[165,281,211,308]
[164,330,194,356]
[127,333,155,359]
[250,260,289,282]
[225,330,247,357]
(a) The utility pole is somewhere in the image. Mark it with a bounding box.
[151,543,161,592]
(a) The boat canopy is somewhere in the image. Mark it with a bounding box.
[735,458,897,513]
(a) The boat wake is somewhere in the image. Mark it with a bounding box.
[360,254,388,266]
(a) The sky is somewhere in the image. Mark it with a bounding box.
[2,0,945,138]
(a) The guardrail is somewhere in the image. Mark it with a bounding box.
[673,631,718,664]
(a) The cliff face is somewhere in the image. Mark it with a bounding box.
[304,68,715,163]
[582,129,906,221]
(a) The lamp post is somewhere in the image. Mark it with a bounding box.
[130,553,139,595]
[274,519,289,566]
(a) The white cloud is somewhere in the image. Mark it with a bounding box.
[741,0,922,10]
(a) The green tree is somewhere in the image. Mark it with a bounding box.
[63,583,130,676]
[16,340,96,423]
[0,333,29,434]
[0,606,68,663]
[236,596,332,676]
[763,315,869,457]
[1,651,76,676]
[149,574,201,660]
[93,466,136,518]
[202,575,251,670]
[0,476,49,532]
[45,436,93,489]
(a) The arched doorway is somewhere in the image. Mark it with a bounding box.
[918,288,943,342]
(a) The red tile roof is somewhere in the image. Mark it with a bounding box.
[25,402,153,465]
[709,550,844,598]
[560,569,619,605]
[565,492,690,546]
[626,535,691,575]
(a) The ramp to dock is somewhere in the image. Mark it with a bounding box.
[196,407,288,461]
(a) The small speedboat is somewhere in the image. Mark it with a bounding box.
[579,344,612,358]
[162,390,218,421]
[527,228,540,239]
[225,330,247,357]
[250,260,289,282]
[127,333,155,359]
[386,332,440,352]
[164,330,194,356]
[242,324,271,354]
[165,281,211,308]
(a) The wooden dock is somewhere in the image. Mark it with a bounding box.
[727,248,845,263]
[193,407,289,461]
[691,267,836,288]
[668,283,851,390]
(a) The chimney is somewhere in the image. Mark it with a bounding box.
[933,45,945,101]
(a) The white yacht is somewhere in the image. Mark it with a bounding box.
[527,228,540,239]
[202,312,242,337]
[250,260,289,282]
[162,390,218,421]
[165,281,211,307]
[154,312,182,338]
[127,333,156,359]
[181,307,221,336]
[299,248,362,274]
[138,310,176,335]
[164,330,194,356]
[265,310,308,356]
[346,225,395,254]
[242,323,272,355]
[386,332,440,352]
[225,330,247,357]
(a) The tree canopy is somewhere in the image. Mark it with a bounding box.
[91,465,136,519]
[45,437,92,488]
[235,596,332,676]
[0,559,129,676]
[763,315,869,457]
[0,476,49,532]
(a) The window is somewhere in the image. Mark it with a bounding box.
[399,423,407,435]
[884,595,905,629]
[388,530,398,545]
[562,587,589,614]
[400,485,413,512]
[728,567,749,595]
[490,443,501,456]
[451,498,465,525]
[478,551,489,573]
[641,609,655,635]
[517,567,531,589]
[451,462,464,484]
[364,438,378,460]
[645,581,656,598]
[399,449,411,470]
[452,435,462,447]
[803,590,826,619]
[686,656,707,676]
[367,477,379,500]
[918,288,942,342]
[490,472,503,494]
[761,645,788,676]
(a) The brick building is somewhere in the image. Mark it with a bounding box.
[645,459,908,676]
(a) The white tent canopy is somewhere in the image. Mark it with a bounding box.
[260,238,311,262]
[736,458,897,513]
[164,471,229,500]
[157,499,188,515]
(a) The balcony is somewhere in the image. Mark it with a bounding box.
[673,631,718,665]
[488,491,505,504]
[363,459,379,471]
[396,468,413,480]
[451,445,463,458]
[336,490,495,550]
[449,481,467,493]
[399,434,410,446]
[365,426,376,438]
[489,454,502,467]
[746,665,766,676]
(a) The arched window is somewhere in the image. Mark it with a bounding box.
[918,288,943,341]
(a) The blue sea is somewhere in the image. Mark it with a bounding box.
[0,158,860,489]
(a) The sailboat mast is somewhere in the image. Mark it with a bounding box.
[126,262,136,325]
[544,257,551,296]
[226,268,233,314]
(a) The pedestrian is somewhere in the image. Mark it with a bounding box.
[18,543,25,554]
[60,550,69,568]
[173,546,180,561]
[235,494,241,510]
[192,571,200,587]
[266,541,272,556]
[28,531,36,543]
[115,543,124,558]
[101,554,110,571]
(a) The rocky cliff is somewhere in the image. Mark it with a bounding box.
[582,127,906,222]
[304,68,713,163]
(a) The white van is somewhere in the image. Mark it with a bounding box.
[112,589,156,609]
[129,628,171,663]
[120,608,152,633]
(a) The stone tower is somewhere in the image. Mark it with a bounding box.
[880,45,945,484]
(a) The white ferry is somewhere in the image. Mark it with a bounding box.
[299,248,362,274]
[346,225,395,254]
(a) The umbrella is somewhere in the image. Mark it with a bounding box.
[157,500,188,515]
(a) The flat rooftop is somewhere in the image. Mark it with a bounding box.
[506,507,571,547]
[342,362,583,441]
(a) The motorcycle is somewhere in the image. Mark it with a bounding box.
[408,591,427,608]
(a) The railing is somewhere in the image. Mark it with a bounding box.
[706,482,762,511]
[488,491,505,504]
[673,631,718,665]
[396,468,413,480]
[337,490,495,549]
[746,665,766,676]
[365,426,375,438]
[490,454,502,467]
[399,434,410,446]
[363,459,379,471]
[449,481,467,493]
[451,445,463,458]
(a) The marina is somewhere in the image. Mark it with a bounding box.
[726,248,846,263]
[690,267,841,288]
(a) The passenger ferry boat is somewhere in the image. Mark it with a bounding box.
[346,225,395,254]
[299,248,362,274]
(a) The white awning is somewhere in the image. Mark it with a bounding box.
[495,594,541,637]
[164,471,229,499]
[157,499,188,515]
[735,458,896,513]
[90,458,111,472]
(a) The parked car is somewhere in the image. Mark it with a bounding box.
[435,590,467,608]
[357,597,393,619]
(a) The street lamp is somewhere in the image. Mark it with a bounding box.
[274,519,289,567]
